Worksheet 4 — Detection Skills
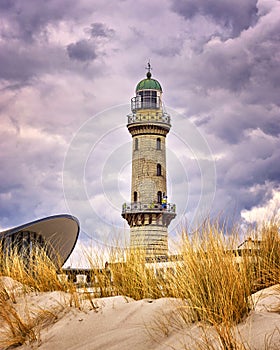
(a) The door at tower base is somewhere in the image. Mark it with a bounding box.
[130,226,168,258]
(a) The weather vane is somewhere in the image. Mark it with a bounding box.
[145,60,152,78]
[145,60,152,72]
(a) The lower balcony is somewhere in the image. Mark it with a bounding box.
[122,202,176,215]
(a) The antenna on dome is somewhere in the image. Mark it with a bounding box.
[145,60,152,79]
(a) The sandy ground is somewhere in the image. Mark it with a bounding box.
[1,278,280,350]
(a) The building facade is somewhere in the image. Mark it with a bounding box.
[122,67,176,259]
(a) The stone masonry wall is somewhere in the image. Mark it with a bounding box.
[131,133,167,204]
[130,225,168,256]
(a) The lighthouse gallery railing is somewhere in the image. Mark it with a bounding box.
[127,112,170,125]
[122,202,176,214]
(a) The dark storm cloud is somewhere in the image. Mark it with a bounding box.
[0,0,91,42]
[206,29,280,98]
[88,23,115,38]
[67,40,97,62]
[0,1,102,85]
[0,45,47,81]
[0,40,72,86]
[172,4,280,146]
[171,0,258,37]
[208,104,280,145]
[198,48,252,92]
[167,1,280,222]
[66,22,115,62]
[0,0,14,11]
[187,13,280,99]
[0,0,279,238]
[209,124,280,219]
[201,110,280,217]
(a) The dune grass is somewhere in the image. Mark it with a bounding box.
[110,219,280,349]
[0,243,80,348]
[0,219,279,348]
[0,245,65,292]
[0,276,63,349]
[253,221,280,289]
[0,291,38,348]
[167,227,250,324]
[164,223,252,349]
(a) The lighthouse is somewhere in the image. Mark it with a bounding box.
[122,64,176,260]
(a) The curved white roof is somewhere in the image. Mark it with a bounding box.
[0,214,80,268]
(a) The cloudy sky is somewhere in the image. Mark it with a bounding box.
[1,0,280,259]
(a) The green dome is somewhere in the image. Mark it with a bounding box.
[136,75,162,92]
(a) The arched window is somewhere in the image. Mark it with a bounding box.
[157,164,161,176]
[156,138,161,150]
[135,138,138,151]
[157,191,162,204]
[133,191,137,202]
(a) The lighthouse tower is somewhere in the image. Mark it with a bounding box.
[122,65,176,259]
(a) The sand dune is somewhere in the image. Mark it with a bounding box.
[0,283,273,349]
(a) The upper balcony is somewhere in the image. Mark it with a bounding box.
[131,95,161,112]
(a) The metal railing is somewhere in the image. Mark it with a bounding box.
[122,202,176,214]
[127,112,171,125]
[131,96,161,111]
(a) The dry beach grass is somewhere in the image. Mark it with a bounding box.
[0,219,280,349]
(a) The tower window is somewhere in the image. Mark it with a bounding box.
[135,138,138,151]
[156,164,161,176]
[156,138,161,150]
[133,191,138,202]
[157,191,162,204]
